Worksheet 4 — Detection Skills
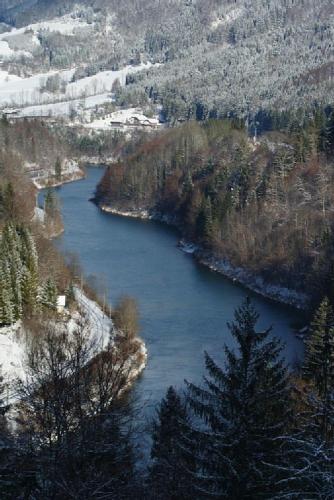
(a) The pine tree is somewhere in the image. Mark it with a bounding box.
[0,263,14,326]
[0,224,22,321]
[2,183,15,221]
[40,279,58,310]
[55,157,62,181]
[0,223,40,322]
[149,386,195,499]
[304,297,334,441]
[186,298,291,499]
[44,188,57,219]
[196,196,214,245]
[65,282,75,306]
[20,226,39,314]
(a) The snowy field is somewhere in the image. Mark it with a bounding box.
[13,93,114,118]
[0,9,157,123]
[0,289,113,404]
[0,40,31,59]
[0,16,91,41]
[0,67,75,108]
[0,323,26,401]
[0,11,93,61]
[0,63,153,113]
[211,7,244,30]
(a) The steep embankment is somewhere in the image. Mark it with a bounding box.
[95,118,334,309]
[0,156,146,405]
[0,288,147,405]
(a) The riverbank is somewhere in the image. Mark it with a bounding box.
[193,249,308,311]
[0,288,147,406]
[100,204,309,311]
[32,161,86,238]
[32,176,148,392]
[55,166,303,411]
[74,288,147,389]
[32,169,85,189]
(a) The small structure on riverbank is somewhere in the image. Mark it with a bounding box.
[57,295,66,313]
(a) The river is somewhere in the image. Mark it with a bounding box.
[52,166,304,415]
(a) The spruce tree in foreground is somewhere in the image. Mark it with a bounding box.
[149,386,195,499]
[303,297,334,441]
[276,297,334,498]
[186,297,291,499]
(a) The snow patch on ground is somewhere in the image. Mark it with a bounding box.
[0,68,75,108]
[0,40,32,59]
[0,70,22,85]
[0,40,14,57]
[79,155,117,165]
[26,157,84,189]
[0,323,26,402]
[211,7,244,29]
[0,63,153,112]
[0,14,91,42]
[28,19,90,36]
[74,288,113,350]
[196,253,309,309]
[0,289,147,404]
[65,63,153,100]
[101,205,151,219]
[74,288,148,392]
[33,206,45,223]
[13,93,113,118]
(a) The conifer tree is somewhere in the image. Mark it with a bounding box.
[2,183,15,221]
[149,386,195,499]
[303,297,334,441]
[40,279,58,310]
[0,224,22,321]
[20,226,39,314]
[0,264,14,326]
[0,223,40,323]
[55,157,62,181]
[196,196,214,245]
[65,282,75,306]
[186,298,291,499]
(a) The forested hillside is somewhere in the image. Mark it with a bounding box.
[0,145,148,498]
[116,0,334,123]
[0,115,134,185]
[96,110,334,305]
[0,154,71,323]
[4,0,334,497]
[1,0,334,125]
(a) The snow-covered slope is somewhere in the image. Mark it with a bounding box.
[0,322,26,401]
[0,63,153,113]
[0,11,92,61]
[0,289,147,404]
[74,288,113,350]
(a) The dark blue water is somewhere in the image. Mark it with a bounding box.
[52,167,303,413]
